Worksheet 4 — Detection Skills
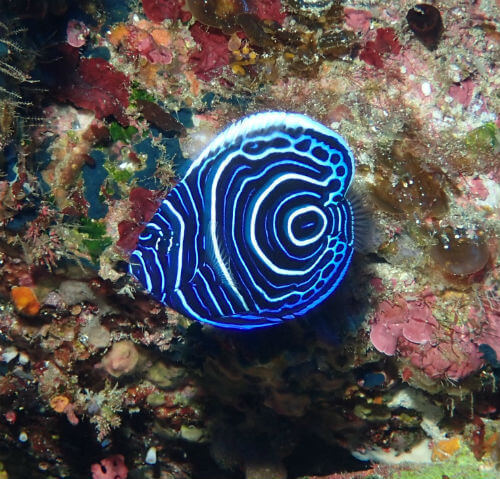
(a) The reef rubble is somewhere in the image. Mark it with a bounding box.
[0,1,499,478]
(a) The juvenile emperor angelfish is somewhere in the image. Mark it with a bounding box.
[129,112,356,329]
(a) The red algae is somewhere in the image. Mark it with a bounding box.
[189,23,231,81]
[448,78,476,108]
[251,0,287,24]
[66,19,90,48]
[369,298,408,356]
[344,8,371,34]
[117,187,162,251]
[143,0,192,23]
[360,27,401,69]
[57,58,130,125]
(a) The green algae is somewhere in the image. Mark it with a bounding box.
[79,218,112,261]
[146,391,166,407]
[105,162,133,183]
[465,122,498,152]
[130,84,155,103]
[394,449,497,479]
[109,121,138,143]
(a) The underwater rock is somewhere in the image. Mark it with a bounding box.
[287,0,336,16]
[147,361,185,389]
[80,316,111,349]
[371,140,449,219]
[431,436,461,461]
[245,458,287,479]
[100,341,140,377]
[1,1,499,477]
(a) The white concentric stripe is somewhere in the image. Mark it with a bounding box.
[273,191,323,261]
[144,222,163,233]
[197,271,224,317]
[209,165,253,312]
[286,205,327,247]
[163,199,185,290]
[209,133,339,284]
[175,289,204,322]
[149,214,174,256]
[249,172,334,276]
[218,282,236,314]
[154,210,172,231]
[332,203,341,235]
[230,160,324,293]
[209,133,336,287]
[144,245,165,295]
[203,263,237,314]
[173,184,200,272]
[337,202,353,245]
[132,251,152,292]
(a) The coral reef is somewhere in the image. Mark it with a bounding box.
[0,0,499,478]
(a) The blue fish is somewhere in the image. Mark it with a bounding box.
[129,112,355,329]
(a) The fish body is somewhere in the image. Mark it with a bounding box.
[129,112,355,329]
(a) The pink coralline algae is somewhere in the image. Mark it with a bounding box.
[57,58,130,126]
[477,299,500,361]
[464,176,489,201]
[359,27,401,69]
[66,20,90,48]
[91,454,128,479]
[448,78,476,108]
[127,25,173,64]
[370,296,439,354]
[108,22,177,66]
[344,8,372,34]
[370,295,486,380]
[189,23,230,81]
[143,0,192,23]
[399,331,483,381]
[252,0,287,24]
[369,297,409,356]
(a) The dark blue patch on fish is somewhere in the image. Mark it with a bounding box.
[129,112,356,329]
